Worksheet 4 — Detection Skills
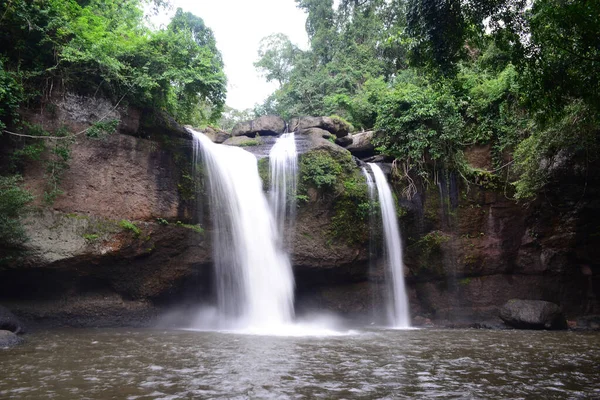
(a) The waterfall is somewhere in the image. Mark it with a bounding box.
[190,129,295,328]
[362,167,378,322]
[367,163,411,328]
[269,132,298,237]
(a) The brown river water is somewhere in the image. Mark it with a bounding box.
[1,327,599,399]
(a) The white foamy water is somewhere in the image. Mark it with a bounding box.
[368,163,411,328]
[269,132,298,238]
[190,129,295,328]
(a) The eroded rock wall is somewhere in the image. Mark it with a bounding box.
[0,96,213,327]
[1,108,598,328]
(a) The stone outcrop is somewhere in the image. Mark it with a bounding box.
[231,115,285,137]
[294,127,348,156]
[499,299,568,330]
[346,131,375,157]
[289,116,351,138]
[0,94,213,327]
[335,135,353,147]
[202,126,230,144]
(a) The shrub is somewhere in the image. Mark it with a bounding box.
[119,219,140,237]
[0,175,33,247]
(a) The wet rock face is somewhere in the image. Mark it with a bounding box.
[1,94,216,327]
[499,299,568,330]
[231,115,286,137]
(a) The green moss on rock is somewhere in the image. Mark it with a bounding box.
[297,148,371,245]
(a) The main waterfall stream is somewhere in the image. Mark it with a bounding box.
[191,130,295,329]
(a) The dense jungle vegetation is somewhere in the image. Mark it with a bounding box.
[253,0,599,200]
[0,0,599,253]
[0,0,225,257]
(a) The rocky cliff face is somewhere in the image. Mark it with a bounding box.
[1,105,598,328]
[0,95,212,326]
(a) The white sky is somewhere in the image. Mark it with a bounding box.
[149,0,309,110]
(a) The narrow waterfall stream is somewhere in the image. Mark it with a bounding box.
[269,132,298,238]
[367,163,411,328]
[190,129,295,329]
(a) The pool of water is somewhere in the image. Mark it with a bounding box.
[1,327,599,399]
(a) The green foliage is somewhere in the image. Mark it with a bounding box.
[218,106,255,132]
[0,59,23,130]
[86,119,119,139]
[119,219,140,237]
[83,233,100,242]
[255,0,599,202]
[523,0,600,116]
[413,230,449,273]
[512,101,599,200]
[257,157,270,189]
[256,0,406,121]
[406,0,467,71]
[156,218,169,225]
[176,221,204,234]
[373,72,464,176]
[299,150,344,190]
[237,139,260,147]
[0,175,34,247]
[254,34,299,86]
[329,172,372,245]
[0,1,226,128]
[460,63,526,147]
[298,148,370,244]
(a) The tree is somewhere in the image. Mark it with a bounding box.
[254,34,299,86]
[0,175,33,262]
[0,1,227,127]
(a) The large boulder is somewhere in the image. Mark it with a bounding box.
[202,126,230,144]
[335,134,353,147]
[0,306,25,333]
[289,116,351,138]
[231,115,285,137]
[0,330,21,348]
[346,131,375,158]
[294,127,350,157]
[499,299,568,330]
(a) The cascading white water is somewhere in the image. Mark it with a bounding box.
[368,163,411,328]
[190,129,295,328]
[269,132,297,237]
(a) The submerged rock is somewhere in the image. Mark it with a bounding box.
[499,299,568,330]
[0,306,25,334]
[0,330,21,348]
